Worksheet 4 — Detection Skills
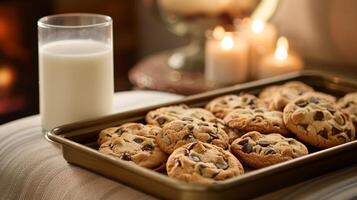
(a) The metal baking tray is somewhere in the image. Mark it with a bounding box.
[48,71,357,200]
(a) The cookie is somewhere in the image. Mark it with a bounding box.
[156,119,229,154]
[283,93,355,148]
[98,123,167,169]
[146,105,219,127]
[206,94,266,119]
[98,123,161,145]
[231,131,308,168]
[338,92,357,128]
[166,142,244,184]
[145,104,190,127]
[259,81,314,111]
[224,108,290,136]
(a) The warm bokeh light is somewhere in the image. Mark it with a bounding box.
[0,65,16,89]
[251,19,265,33]
[274,36,289,61]
[220,35,234,50]
[213,26,225,40]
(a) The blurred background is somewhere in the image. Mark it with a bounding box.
[0,0,356,124]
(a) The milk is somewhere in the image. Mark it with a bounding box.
[39,40,114,131]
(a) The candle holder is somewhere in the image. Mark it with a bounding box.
[150,0,280,72]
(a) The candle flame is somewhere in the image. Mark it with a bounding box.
[274,36,289,60]
[213,26,225,40]
[251,19,265,33]
[220,35,234,50]
[0,65,15,89]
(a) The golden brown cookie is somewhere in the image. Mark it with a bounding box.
[231,131,308,168]
[224,108,290,136]
[98,123,167,169]
[205,94,266,119]
[156,119,229,154]
[166,142,244,184]
[283,93,355,148]
[146,104,219,127]
[338,92,357,128]
[97,123,161,145]
[259,81,314,111]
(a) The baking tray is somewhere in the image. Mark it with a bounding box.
[47,71,357,200]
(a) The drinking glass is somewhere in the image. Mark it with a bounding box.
[38,13,114,133]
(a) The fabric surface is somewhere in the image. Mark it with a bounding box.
[0,91,356,200]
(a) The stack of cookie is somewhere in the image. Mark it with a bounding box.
[97,81,357,184]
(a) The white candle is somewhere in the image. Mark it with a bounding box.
[205,27,248,85]
[238,18,277,79]
[257,37,304,79]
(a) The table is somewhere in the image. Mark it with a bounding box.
[1,91,356,200]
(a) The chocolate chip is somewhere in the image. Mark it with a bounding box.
[184,149,189,156]
[310,97,319,104]
[175,159,182,167]
[242,143,253,153]
[187,125,194,132]
[115,127,125,135]
[121,152,131,161]
[314,111,324,121]
[299,124,309,131]
[247,99,257,106]
[215,162,229,170]
[257,140,270,147]
[238,139,249,145]
[200,117,206,121]
[189,154,201,162]
[331,127,341,135]
[318,129,329,139]
[157,117,167,125]
[233,106,242,109]
[295,100,308,107]
[142,144,154,151]
[198,122,209,126]
[183,134,195,141]
[265,148,276,155]
[133,138,144,143]
[207,133,219,143]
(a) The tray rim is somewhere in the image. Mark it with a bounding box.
[47,70,357,193]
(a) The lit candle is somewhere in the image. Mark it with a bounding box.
[238,18,277,79]
[205,26,249,85]
[256,36,304,79]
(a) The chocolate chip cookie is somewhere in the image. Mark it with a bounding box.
[259,81,314,111]
[283,93,355,148]
[156,119,229,154]
[224,108,290,136]
[98,123,161,145]
[231,131,308,168]
[206,94,266,119]
[338,92,357,128]
[146,104,219,127]
[98,123,167,169]
[166,142,244,184]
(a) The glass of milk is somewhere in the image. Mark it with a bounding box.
[38,13,114,133]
